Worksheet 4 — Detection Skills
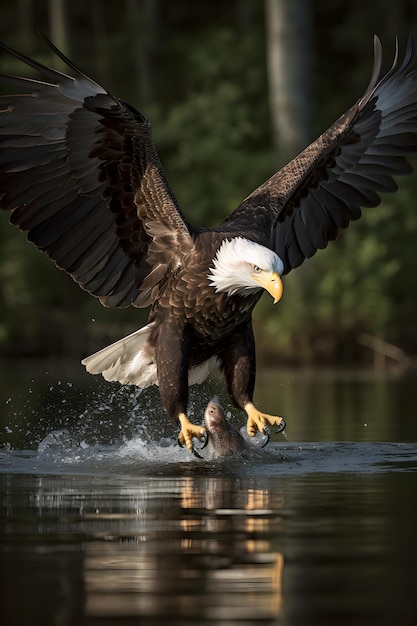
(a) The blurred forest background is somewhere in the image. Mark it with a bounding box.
[1,0,417,369]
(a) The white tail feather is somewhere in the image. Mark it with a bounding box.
[81,323,157,387]
[82,322,219,388]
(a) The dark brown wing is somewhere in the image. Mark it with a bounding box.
[0,33,194,308]
[223,36,417,274]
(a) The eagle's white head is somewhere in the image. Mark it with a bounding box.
[208,237,284,302]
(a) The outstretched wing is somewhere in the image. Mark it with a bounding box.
[0,33,194,308]
[224,36,417,274]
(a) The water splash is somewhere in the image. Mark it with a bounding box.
[2,435,417,477]
[3,373,417,477]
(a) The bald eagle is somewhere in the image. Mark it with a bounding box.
[1,34,417,452]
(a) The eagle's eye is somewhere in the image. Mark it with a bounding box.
[252,265,262,273]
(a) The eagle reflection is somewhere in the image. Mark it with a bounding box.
[77,476,285,623]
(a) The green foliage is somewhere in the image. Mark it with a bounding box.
[153,26,273,225]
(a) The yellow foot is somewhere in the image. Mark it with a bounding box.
[178,413,206,451]
[245,402,285,437]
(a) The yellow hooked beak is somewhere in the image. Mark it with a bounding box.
[253,271,283,304]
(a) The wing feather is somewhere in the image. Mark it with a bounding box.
[224,35,417,273]
[0,33,194,308]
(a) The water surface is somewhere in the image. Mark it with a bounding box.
[1,362,417,625]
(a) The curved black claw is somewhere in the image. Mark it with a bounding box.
[200,430,209,449]
[261,427,270,448]
[190,447,204,459]
[177,433,207,459]
[274,418,287,434]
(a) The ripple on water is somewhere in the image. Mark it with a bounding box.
[1,433,417,477]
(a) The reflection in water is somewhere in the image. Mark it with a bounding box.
[5,474,284,625]
[84,480,284,621]
[3,469,417,626]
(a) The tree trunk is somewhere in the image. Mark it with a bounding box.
[264,0,312,166]
[48,0,71,59]
[125,0,158,107]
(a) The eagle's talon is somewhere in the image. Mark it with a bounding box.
[261,427,270,448]
[200,430,209,449]
[191,446,204,459]
[178,413,206,453]
[275,418,287,434]
[177,436,204,459]
[245,402,285,438]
